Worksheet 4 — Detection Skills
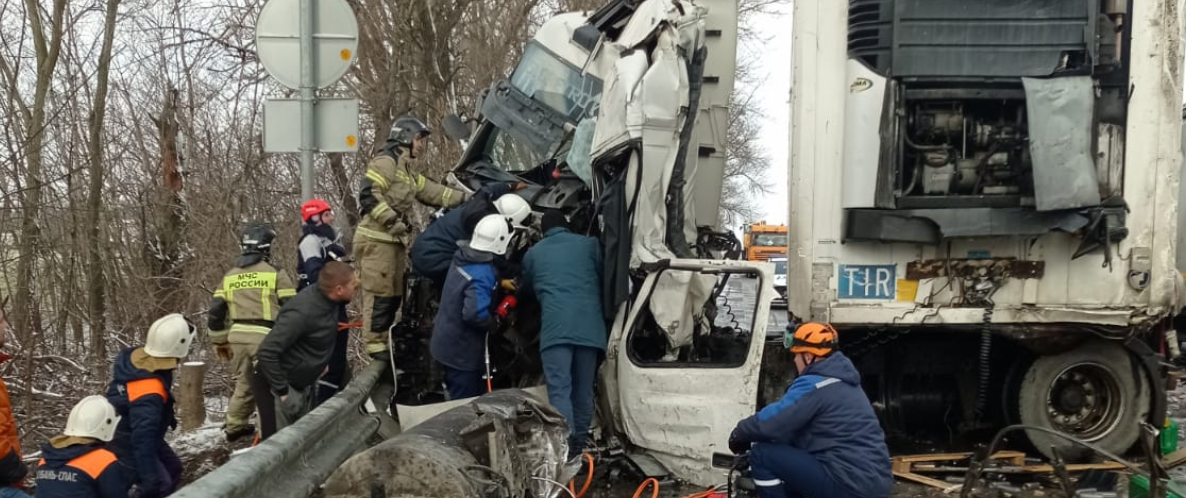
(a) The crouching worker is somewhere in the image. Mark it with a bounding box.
[36,396,131,498]
[728,322,892,498]
[254,261,357,441]
[429,214,512,399]
[107,314,194,498]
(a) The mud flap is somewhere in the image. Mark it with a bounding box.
[1124,336,1167,431]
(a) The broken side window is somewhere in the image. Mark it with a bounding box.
[627,268,757,368]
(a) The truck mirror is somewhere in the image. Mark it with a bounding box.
[444,114,471,142]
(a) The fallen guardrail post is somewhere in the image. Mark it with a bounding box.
[173,360,390,498]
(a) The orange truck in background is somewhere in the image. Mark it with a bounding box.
[742,222,787,261]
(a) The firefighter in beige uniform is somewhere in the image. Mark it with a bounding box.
[206,221,296,441]
[356,116,467,360]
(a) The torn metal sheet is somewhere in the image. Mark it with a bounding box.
[905,259,1046,280]
[1022,76,1102,211]
[323,390,571,498]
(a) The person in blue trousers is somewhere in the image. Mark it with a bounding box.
[519,210,605,459]
[429,214,513,399]
[728,322,892,498]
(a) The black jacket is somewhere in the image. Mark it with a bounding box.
[256,285,342,396]
[410,182,512,282]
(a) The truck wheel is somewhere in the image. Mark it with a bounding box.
[1017,340,1150,460]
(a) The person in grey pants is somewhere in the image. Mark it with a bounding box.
[518,210,606,459]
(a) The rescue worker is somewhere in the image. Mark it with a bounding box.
[296,199,351,405]
[0,298,28,497]
[107,313,194,498]
[518,210,605,459]
[355,116,469,361]
[727,322,892,498]
[409,183,531,284]
[207,221,297,441]
[35,396,131,498]
[253,261,357,440]
[428,214,512,399]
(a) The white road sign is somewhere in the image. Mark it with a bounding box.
[256,0,358,90]
[263,98,360,153]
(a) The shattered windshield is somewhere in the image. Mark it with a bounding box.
[753,234,787,247]
[510,42,603,122]
[484,126,545,173]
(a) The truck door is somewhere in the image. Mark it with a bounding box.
[610,260,774,485]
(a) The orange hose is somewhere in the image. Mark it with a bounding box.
[632,478,660,498]
[679,488,718,498]
[567,452,595,498]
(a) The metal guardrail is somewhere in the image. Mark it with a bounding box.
[173,361,389,498]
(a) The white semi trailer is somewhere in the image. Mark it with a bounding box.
[788,0,1185,459]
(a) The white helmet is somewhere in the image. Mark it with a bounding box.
[144,313,195,359]
[493,194,531,228]
[470,214,512,255]
[64,395,121,442]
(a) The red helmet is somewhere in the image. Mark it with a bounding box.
[301,199,332,222]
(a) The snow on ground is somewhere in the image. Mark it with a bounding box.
[170,395,236,485]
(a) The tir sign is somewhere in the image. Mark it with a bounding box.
[838,265,896,300]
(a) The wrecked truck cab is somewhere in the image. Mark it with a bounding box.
[447,11,611,218]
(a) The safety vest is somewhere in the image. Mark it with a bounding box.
[213,261,296,335]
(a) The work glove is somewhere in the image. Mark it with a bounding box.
[727,428,749,455]
[214,344,233,362]
[495,295,518,319]
[499,279,517,292]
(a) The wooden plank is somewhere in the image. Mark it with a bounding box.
[893,470,962,492]
[1015,460,1124,471]
[1164,447,1186,469]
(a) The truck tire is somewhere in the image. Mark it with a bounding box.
[1017,340,1150,461]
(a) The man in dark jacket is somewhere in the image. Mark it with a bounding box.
[35,396,131,498]
[297,199,352,405]
[410,183,530,284]
[253,261,357,440]
[519,211,605,458]
[728,322,892,498]
[106,313,194,498]
[429,214,513,399]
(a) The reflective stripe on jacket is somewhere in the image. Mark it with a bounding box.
[207,261,296,343]
[356,149,467,244]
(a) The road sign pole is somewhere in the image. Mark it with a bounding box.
[298,0,315,201]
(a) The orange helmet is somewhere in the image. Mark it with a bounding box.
[785,322,838,357]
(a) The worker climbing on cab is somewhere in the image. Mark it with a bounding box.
[207,221,297,441]
[35,396,131,498]
[106,313,194,498]
[410,182,531,285]
[728,322,892,498]
[355,116,469,362]
[296,199,352,405]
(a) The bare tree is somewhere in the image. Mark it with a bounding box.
[87,0,123,372]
